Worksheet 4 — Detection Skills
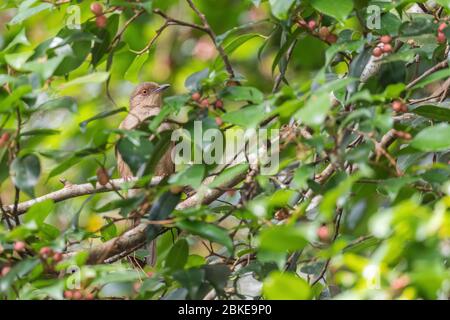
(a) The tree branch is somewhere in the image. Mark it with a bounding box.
[185,0,236,79]
[81,170,247,264]
[2,177,162,215]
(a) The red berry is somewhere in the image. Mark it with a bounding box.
[90,2,103,16]
[326,34,338,44]
[85,292,94,300]
[1,266,11,276]
[191,92,201,101]
[95,15,107,29]
[438,22,447,32]
[380,35,392,44]
[0,132,10,148]
[53,252,63,262]
[13,241,26,252]
[318,27,330,39]
[215,117,223,126]
[437,31,447,44]
[73,290,82,300]
[214,100,223,109]
[0,132,10,143]
[39,246,53,258]
[317,225,330,242]
[64,290,73,299]
[382,43,393,53]
[372,47,383,57]
[200,99,209,108]
[307,20,317,31]
[133,282,142,292]
[391,275,410,291]
[392,100,406,112]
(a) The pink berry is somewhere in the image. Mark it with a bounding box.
[372,47,383,57]
[90,2,103,16]
[382,43,393,53]
[317,225,330,241]
[95,15,107,29]
[380,35,392,44]
[13,241,26,252]
[1,266,11,276]
[437,32,447,44]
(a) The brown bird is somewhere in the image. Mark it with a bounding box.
[116,82,175,181]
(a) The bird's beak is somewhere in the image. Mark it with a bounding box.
[154,84,170,93]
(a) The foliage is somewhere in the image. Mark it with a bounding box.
[0,0,449,300]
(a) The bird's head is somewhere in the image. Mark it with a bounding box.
[129,82,170,109]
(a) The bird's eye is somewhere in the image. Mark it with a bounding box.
[142,90,148,95]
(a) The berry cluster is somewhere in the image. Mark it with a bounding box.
[64,289,95,300]
[191,92,224,126]
[91,2,107,29]
[437,22,448,44]
[372,35,393,57]
[0,243,63,278]
[391,100,408,113]
[297,18,338,44]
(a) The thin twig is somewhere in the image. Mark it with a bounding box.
[185,0,236,78]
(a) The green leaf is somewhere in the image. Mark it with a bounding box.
[209,163,249,189]
[8,3,52,25]
[399,18,434,36]
[23,199,54,227]
[173,268,205,299]
[269,0,296,20]
[101,218,117,242]
[61,72,110,88]
[38,96,77,113]
[169,164,205,188]
[47,156,79,180]
[176,220,233,254]
[221,86,264,104]
[221,104,269,128]
[4,28,30,51]
[411,105,450,121]
[79,107,127,131]
[310,0,353,22]
[411,124,450,151]
[10,154,41,197]
[23,55,64,80]
[263,271,311,300]
[117,136,155,175]
[295,91,330,127]
[410,68,450,89]
[185,68,209,91]
[259,225,308,252]
[21,129,60,137]
[0,85,32,112]
[214,33,263,70]
[320,174,359,221]
[165,239,189,271]
[94,196,144,216]
[5,51,34,70]
[124,54,149,83]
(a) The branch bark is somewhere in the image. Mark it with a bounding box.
[2,177,162,215]
[81,170,247,264]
